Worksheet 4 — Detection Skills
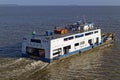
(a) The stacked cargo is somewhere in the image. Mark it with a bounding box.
[54,27,68,34]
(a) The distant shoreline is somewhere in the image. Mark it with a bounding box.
[0,4,120,7]
[0,4,19,7]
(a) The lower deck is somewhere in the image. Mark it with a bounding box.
[22,32,114,63]
[22,42,101,63]
[22,29,102,63]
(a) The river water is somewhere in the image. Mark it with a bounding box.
[0,6,120,80]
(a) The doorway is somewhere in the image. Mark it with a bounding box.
[63,45,71,54]
[26,47,45,58]
[96,37,99,44]
[88,39,93,45]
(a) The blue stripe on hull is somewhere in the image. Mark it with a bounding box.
[57,46,92,59]
[22,53,29,57]
[55,43,101,60]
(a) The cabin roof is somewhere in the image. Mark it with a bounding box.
[26,28,99,41]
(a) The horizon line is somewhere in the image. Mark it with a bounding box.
[0,4,120,6]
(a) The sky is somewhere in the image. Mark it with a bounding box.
[0,0,120,6]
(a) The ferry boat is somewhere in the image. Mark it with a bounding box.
[22,20,114,63]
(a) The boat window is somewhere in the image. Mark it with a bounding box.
[94,31,98,33]
[75,34,84,38]
[64,36,74,41]
[53,48,61,56]
[64,38,68,41]
[69,36,74,40]
[80,41,85,45]
[53,48,61,52]
[31,39,41,43]
[75,43,79,46]
[53,51,60,55]
[85,32,93,36]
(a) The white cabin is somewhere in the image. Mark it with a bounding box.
[22,22,102,62]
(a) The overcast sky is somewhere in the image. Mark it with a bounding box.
[0,0,120,6]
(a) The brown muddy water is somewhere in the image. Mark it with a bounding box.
[0,6,120,80]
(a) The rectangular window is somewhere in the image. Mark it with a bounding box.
[64,36,74,41]
[53,48,61,56]
[64,38,68,41]
[53,48,61,52]
[53,51,60,55]
[69,36,74,40]
[31,39,41,43]
[80,41,85,45]
[75,43,79,46]
[94,31,98,33]
[85,32,93,36]
[75,34,84,38]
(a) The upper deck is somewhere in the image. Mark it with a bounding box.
[23,21,100,41]
[25,27,99,41]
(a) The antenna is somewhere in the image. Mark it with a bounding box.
[83,15,86,24]
[76,16,79,21]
